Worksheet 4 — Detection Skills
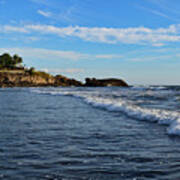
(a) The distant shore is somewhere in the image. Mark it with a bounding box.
[0,69,128,88]
[0,53,128,88]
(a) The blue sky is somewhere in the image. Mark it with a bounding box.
[0,0,180,85]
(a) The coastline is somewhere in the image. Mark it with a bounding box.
[0,69,129,88]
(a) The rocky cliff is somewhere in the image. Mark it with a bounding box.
[0,71,82,87]
[55,75,83,87]
[0,70,129,88]
[0,53,129,88]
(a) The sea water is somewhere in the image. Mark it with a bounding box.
[0,86,180,179]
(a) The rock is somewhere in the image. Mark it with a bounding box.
[55,75,83,87]
[0,70,128,88]
[84,78,128,87]
[0,71,83,87]
[0,72,54,87]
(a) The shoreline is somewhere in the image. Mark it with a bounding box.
[0,70,129,88]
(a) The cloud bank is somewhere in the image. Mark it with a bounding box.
[1,24,180,46]
[0,47,123,61]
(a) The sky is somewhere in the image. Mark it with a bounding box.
[0,0,180,85]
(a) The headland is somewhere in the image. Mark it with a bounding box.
[0,53,128,88]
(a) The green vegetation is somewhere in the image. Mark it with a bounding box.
[26,67,52,79]
[33,71,53,79]
[0,53,23,69]
[28,67,35,75]
[0,53,53,79]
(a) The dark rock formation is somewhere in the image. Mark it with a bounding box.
[55,75,83,87]
[84,78,128,87]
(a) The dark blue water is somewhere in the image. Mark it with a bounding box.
[1,87,180,180]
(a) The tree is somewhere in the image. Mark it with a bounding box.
[0,53,23,69]
[13,54,23,65]
[28,67,35,75]
[0,53,13,68]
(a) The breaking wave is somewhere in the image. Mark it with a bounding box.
[31,87,180,136]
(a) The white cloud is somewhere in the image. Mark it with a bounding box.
[1,24,180,46]
[0,47,122,61]
[0,25,28,33]
[129,55,173,62]
[26,36,40,41]
[42,68,84,74]
[37,10,52,18]
[152,43,165,47]
[136,5,178,22]
[95,54,123,59]
[0,47,89,61]
[149,9,171,19]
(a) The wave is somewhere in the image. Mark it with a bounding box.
[31,88,180,136]
[131,85,180,92]
[131,85,168,91]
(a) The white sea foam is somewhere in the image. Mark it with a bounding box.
[31,88,180,136]
[131,85,167,91]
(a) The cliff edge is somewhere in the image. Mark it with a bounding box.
[0,70,82,87]
[0,53,128,88]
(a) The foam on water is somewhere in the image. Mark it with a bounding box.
[31,88,180,136]
[85,96,180,135]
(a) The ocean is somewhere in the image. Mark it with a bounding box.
[1,86,180,179]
